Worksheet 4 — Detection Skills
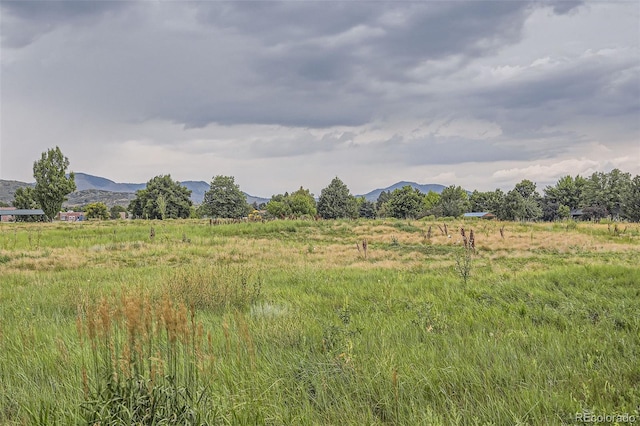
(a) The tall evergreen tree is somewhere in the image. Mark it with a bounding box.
[317,177,357,219]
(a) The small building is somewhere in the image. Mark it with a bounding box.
[0,207,46,222]
[58,211,85,222]
[570,209,584,220]
[463,212,496,220]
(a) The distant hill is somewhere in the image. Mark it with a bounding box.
[0,173,269,207]
[74,172,145,193]
[0,180,33,205]
[2,174,449,208]
[358,181,447,202]
[63,190,137,209]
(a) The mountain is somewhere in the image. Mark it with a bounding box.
[74,173,145,193]
[2,174,446,209]
[358,181,447,202]
[73,173,270,205]
[64,190,137,208]
[1,173,270,207]
[0,180,33,205]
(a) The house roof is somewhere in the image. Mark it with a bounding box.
[463,212,495,218]
[0,209,45,216]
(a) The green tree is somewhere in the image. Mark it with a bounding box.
[287,187,317,217]
[544,175,584,210]
[128,175,192,219]
[542,175,586,221]
[110,205,127,220]
[201,175,249,219]
[12,187,40,222]
[622,175,640,222]
[358,198,376,219]
[317,177,357,219]
[33,146,76,221]
[503,183,542,221]
[558,204,571,220]
[422,190,441,216]
[582,169,632,219]
[513,179,538,199]
[470,189,505,215]
[265,194,292,218]
[85,202,109,220]
[376,191,391,213]
[386,185,424,219]
[436,185,470,217]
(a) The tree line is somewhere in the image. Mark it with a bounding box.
[10,147,640,222]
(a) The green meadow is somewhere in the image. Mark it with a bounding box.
[0,219,638,425]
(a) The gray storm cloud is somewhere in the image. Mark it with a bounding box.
[1,0,637,195]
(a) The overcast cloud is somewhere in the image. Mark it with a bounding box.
[1,1,638,196]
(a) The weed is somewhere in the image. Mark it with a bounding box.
[77,293,214,424]
[356,239,368,259]
[322,300,361,366]
[163,264,262,312]
[454,247,473,284]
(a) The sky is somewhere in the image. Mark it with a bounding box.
[1,1,639,197]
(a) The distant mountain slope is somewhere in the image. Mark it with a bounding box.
[358,181,447,202]
[63,190,137,209]
[74,172,146,192]
[0,180,33,205]
[2,174,447,208]
[1,173,270,206]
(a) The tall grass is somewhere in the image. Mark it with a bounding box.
[0,219,638,424]
[76,292,214,424]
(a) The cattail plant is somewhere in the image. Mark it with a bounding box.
[356,239,368,258]
[460,228,468,249]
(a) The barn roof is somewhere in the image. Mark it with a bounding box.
[0,209,46,216]
[463,212,495,218]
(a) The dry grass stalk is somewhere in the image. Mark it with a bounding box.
[356,239,368,259]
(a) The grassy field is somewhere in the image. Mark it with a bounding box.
[0,218,639,425]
